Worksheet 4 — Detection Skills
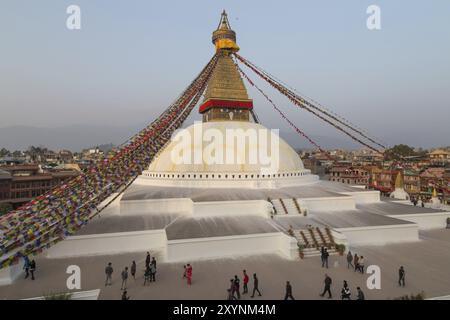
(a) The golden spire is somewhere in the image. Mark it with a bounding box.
[212,10,240,53]
[432,187,437,198]
[199,11,253,122]
[394,171,404,189]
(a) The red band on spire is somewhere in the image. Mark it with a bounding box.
[199,99,253,113]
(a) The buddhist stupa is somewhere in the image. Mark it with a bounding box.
[390,172,409,200]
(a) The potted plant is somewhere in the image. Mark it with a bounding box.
[335,243,346,256]
[298,243,305,259]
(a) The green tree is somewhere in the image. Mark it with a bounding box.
[385,144,417,160]
[0,148,10,157]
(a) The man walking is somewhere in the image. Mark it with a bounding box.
[243,270,249,294]
[230,279,237,299]
[356,287,365,300]
[398,266,406,287]
[353,254,359,272]
[145,252,151,269]
[121,267,129,290]
[323,248,329,269]
[320,247,325,267]
[144,266,151,285]
[29,259,36,280]
[341,280,351,300]
[251,273,262,298]
[105,262,113,286]
[358,256,365,274]
[121,290,130,300]
[23,256,30,279]
[234,275,241,299]
[130,261,136,280]
[150,263,156,282]
[320,274,332,299]
[284,281,295,300]
[346,251,354,269]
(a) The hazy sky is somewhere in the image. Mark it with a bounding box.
[1,0,449,148]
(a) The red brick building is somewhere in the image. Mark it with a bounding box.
[0,164,79,210]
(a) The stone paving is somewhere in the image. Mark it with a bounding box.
[0,229,449,300]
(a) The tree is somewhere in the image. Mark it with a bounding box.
[12,150,22,158]
[384,144,417,160]
[0,148,10,157]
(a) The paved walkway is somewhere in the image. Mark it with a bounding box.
[1,229,449,300]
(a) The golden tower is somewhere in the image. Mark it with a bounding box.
[394,171,404,189]
[199,10,254,122]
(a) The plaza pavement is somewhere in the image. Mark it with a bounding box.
[0,229,449,300]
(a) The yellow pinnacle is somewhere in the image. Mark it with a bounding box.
[212,10,240,53]
[394,171,404,189]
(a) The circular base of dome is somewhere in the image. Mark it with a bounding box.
[137,169,319,189]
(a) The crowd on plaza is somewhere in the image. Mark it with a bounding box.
[18,246,409,300]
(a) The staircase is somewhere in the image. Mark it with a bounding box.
[270,198,303,215]
[270,198,286,215]
[294,227,337,258]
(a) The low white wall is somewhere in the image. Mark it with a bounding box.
[341,191,380,204]
[298,196,355,212]
[23,289,101,300]
[120,198,193,216]
[46,230,167,258]
[335,224,419,245]
[330,229,349,247]
[135,173,319,189]
[166,232,296,262]
[193,200,272,218]
[389,212,450,230]
[0,262,22,286]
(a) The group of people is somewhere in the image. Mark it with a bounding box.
[227,270,262,300]
[23,256,36,280]
[103,252,159,297]
[320,274,365,300]
[346,251,365,273]
[144,252,157,285]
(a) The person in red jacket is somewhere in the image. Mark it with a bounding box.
[186,264,193,285]
[242,270,249,294]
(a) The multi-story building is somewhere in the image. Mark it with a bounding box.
[328,166,369,186]
[429,149,450,165]
[403,169,421,195]
[419,167,446,200]
[0,164,80,209]
[0,169,11,202]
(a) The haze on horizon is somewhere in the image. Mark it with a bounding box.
[1,0,449,150]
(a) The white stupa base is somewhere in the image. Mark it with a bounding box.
[390,188,410,200]
[431,197,441,205]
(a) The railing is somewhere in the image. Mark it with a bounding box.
[292,198,302,215]
[308,228,320,249]
[279,198,288,214]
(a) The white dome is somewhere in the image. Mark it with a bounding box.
[147,121,304,174]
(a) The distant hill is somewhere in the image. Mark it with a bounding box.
[0,124,445,152]
[0,125,140,152]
